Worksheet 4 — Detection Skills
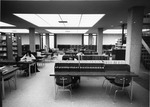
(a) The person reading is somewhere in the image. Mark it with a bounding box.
[20,50,40,76]
[21,50,36,62]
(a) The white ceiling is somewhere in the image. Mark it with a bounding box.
[1,0,150,34]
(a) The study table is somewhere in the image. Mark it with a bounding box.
[18,61,36,77]
[0,60,36,77]
[0,66,19,98]
[50,70,138,101]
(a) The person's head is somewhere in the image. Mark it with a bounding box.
[26,50,32,57]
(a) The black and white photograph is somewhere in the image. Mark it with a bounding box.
[0,0,150,107]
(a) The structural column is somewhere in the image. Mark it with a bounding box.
[29,28,36,52]
[16,34,22,56]
[88,34,93,45]
[126,6,144,73]
[82,34,84,45]
[46,34,50,49]
[97,28,103,54]
[54,34,57,48]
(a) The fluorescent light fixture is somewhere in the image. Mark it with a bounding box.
[0,21,15,27]
[84,34,89,36]
[92,34,97,36]
[49,33,54,36]
[46,29,88,34]
[142,29,150,32]
[14,14,50,27]
[60,14,81,27]
[79,14,105,27]
[37,14,64,27]
[0,29,29,33]
[14,14,105,27]
[103,29,127,34]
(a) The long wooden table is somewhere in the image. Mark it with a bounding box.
[0,66,19,98]
[50,70,138,101]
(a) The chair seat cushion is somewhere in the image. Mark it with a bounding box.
[112,82,130,87]
[56,82,71,86]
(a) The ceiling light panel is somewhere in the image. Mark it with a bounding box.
[46,29,88,34]
[14,14,105,28]
[14,14,50,27]
[0,29,29,33]
[0,21,15,27]
[60,14,81,27]
[37,14,64,27]
[79,14,105,27]
[103,29,127,34]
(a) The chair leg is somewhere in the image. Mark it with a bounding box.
[102,79,106,88]
[105,80,110,93]
[113,90,118,102]
[7,81,11,92]
[55,86,58,100]
[109,84,113,94]
[11,78,16,90]
[69,90,72,100]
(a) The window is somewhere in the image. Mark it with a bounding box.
[84,35,89,45]
[42,35,46,48]
[92,35,97,45]
[49,35,54,48]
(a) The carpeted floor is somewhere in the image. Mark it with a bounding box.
[134,77,149,90]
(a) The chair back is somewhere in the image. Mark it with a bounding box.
[115,76,131,86]
[105,64,130,72]
[56,75,72,87]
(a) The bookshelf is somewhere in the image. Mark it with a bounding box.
[0,33,22,60]
[0,33,8,60]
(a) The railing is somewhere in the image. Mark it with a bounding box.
[142,39,150,54]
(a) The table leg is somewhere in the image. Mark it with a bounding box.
[54,77,56,100]
[29,64,31,77]
[34,63,36,75]
[2,78,5,98]
[130,77,133,101]
[14,71,17,89]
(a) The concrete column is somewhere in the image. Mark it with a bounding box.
[126,6,144,73]
[29,28,35,52]
[16,34,22,56]
[82,34,84,45]
[37,34,41,50]
[46,34,49,49]
[54,34,57,48]
[97,28,103,55]
[40,35,43,49]
[88,34,93,45]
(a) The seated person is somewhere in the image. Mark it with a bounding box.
[21,50,36,62]
[20,50,40,75]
